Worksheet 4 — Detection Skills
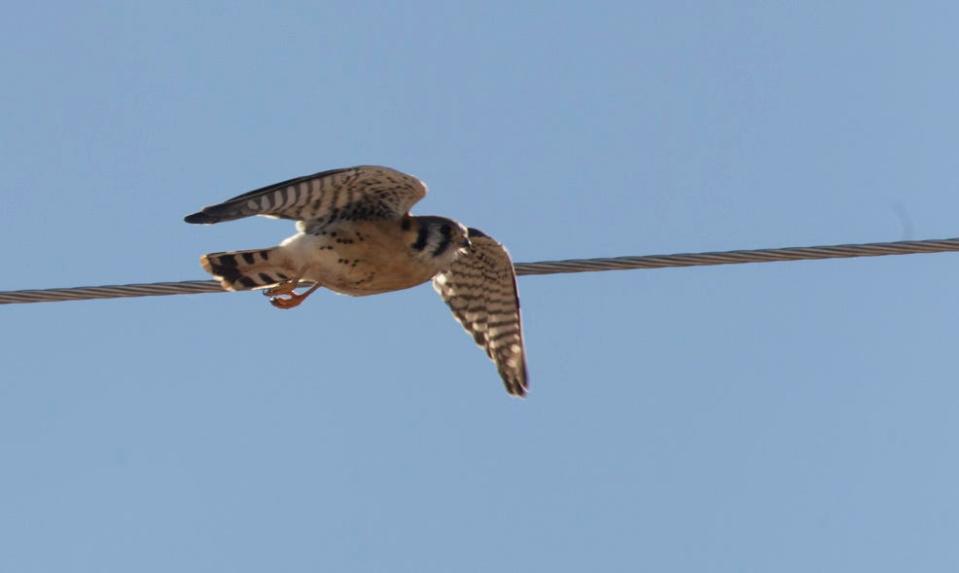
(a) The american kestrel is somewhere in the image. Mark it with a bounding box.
[185,165,528,396]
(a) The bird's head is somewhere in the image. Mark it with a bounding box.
[406,216,471,266]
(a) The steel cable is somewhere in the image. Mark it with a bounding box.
[2,237,958,305]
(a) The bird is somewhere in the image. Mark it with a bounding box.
[184,165,528,397]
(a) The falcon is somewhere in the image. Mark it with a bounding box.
[184,165,529,397]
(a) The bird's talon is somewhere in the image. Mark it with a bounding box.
[264,280,297,298]
[269,293,303,309]
[266,281,321,310]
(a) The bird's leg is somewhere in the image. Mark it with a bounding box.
[264,278,322,310]
[263,278,298,298]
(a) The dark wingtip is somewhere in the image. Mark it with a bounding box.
[508,380,529,398]
[467,227,488,238]
[184,211,215,224]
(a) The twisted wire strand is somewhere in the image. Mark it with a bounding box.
[2,237,958,305]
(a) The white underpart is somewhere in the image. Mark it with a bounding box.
[277,232,345,284]
[279,232,317,267]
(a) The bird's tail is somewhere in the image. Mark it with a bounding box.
[200,248,299,291]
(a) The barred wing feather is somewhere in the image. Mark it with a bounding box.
[184,165,427,226]
[433,229,529,397]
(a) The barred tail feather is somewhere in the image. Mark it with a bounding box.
[200,248,298,291]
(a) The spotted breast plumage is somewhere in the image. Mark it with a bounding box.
[184,165,528,397]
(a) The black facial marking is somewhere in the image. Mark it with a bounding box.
[401,217,412,231]
[432,224,453,257]
[411,224,429,251]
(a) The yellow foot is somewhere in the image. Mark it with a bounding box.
[264,279,298,298]
[264,281,321,310]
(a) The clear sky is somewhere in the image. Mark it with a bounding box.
[2,2,958,571]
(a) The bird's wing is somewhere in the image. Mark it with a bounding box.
[184,165,427,225]
[432,228,529,397]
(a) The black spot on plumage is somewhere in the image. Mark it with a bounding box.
[237,276,257,289]
[206,254,243,285]
[467,227,487,238]
[401,217,412,231]
[258,273,275,284]
[259,250,271,261]
[411,224,430,251]
[218,254,238,267]
[215,267,242,284]
[242,252,256,264]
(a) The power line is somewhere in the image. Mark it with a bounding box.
[2,236,958,305]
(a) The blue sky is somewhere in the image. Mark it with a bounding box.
[2,2,959,571]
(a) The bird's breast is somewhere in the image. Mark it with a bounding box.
[287,220,445,296]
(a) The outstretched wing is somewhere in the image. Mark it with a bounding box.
[433,228,529,397]
[184,165,427,226]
